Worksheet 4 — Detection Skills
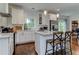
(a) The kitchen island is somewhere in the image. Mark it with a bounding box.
[35,31,54,55]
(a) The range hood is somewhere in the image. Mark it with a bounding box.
[0,12,11,17]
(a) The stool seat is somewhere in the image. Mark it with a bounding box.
[47,39,64,45]
[50,40,61,45]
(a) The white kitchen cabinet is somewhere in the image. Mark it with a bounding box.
[0,3,9,13]
[0,37,9,55]
[17,9,25,24]
[8,33,14,55]
[0,33,14,55]
[12,7,18,24]
[0,16,7,26]
[12,6,25,24]
[15,30,35,44]
[49,14,57,20]
[39,14,49,26]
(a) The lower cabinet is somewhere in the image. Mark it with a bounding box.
[9,33,14,55]
[0,33,14,55]
[15,30,35,44]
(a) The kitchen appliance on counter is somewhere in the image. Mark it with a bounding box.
[13,24,23,32]
[0,26,13,33]
[39,25,48,31]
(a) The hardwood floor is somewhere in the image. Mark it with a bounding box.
[72,36,79,55]
[14,37,79,55]
[15,42,37,55]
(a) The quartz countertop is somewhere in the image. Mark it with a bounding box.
[0,35,10,39]
[35,31,57,36]
[0,33,13,39]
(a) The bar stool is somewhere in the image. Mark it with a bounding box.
[45,31,63,55]
[64,31,72,55]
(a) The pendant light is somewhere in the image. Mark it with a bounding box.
[56,9,60,18]
[57,13,59,18]
[44,10,47,15]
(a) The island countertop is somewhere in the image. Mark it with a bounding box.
[35,31,57,36]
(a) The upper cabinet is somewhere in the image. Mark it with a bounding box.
[0,3,9,13]
[11,6,25,24]
[49,14,57,20]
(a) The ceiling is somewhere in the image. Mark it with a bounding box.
[11,3,79,17]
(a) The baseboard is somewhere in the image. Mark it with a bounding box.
[35,49,38,55]
[16,42,35,46]
[13,51,15,55]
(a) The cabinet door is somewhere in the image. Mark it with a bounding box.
[12,6,24,24]
[17,9,24,24]
[10,34,14,54]
[16,32,24,44]
[0,3,8,13]
[8,33,14,55]
[12,7,18,24]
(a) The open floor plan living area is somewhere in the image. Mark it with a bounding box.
[0,3,79,55]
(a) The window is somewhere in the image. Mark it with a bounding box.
[24,18,34,29]
[58,20,66,32]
